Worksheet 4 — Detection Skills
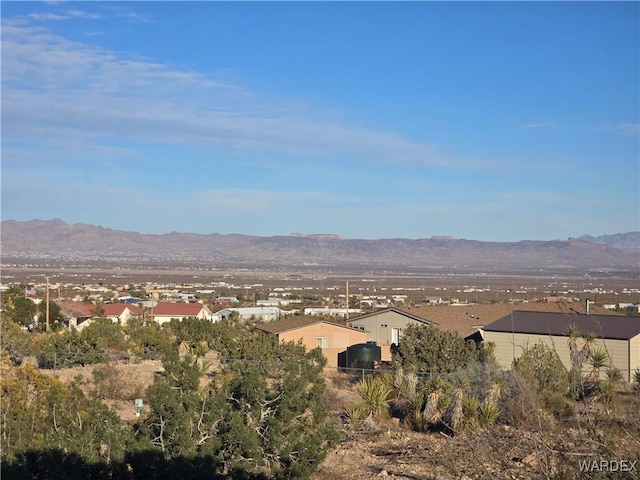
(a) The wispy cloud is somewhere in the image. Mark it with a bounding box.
[1,21,484,170]
[25,9,103,22]
[521,122,557,129]
[596,123,640,137]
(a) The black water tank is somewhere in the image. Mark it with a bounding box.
[346,342,381,369]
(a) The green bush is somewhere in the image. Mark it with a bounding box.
[391,324,478,373]
[140,323,339,479]
[542,391,575,419]
[126,319,173,360]
[512,341,569,395]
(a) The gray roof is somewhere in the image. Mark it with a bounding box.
[257,316,363,335]
[483,311,640,341]
[347,307,437,326]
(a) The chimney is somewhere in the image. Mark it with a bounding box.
[586,299,590,315]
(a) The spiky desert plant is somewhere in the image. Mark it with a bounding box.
[394,368,418,401]
[462,395,480,430]
[356,376,392,419]
[423,376,451,426]
[405,392,425,431]
[478,402,500,426]
[448,377,470,433]
[581,332,597,357]
[485,378,504,406]
[345,403,369,424]
[587,348,609,382]
[605,366,623,384]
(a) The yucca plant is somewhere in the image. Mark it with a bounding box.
[462,395,481,430]
[345,403,369,423]
[394,368,418,401]
[587,348,609,381]
[356,376,392,419]
[448,377,470,433]
[423,376,451,426]
[405,392,425,431]
[478,402,500,426]
[605,366,623,384]
[485,378,504,406]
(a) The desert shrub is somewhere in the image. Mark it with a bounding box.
[36,329,97,368]
[461,395,480,429]
[140,322,338,479]
[446,377,470,433]
[512,341,569,395]
[126,319,173,360]
[167,316,216,350]
[422,376,452,428]
[542,391,575,419]
[345,404,369,424]
[0,359,131,464]
[391,324,477,373]
[499,371,544,427]
[0,315,33,365]
[81,318,126,354]
[91,363,144,401]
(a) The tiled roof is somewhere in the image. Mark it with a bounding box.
[483,311,640,340]
[153,302,207,316]
[57,301,95,318]
[257,316,362,335]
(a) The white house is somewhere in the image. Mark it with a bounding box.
[213,306,283,323]
[151,302,214,325]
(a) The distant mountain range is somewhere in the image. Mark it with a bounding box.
[1,219,639,271]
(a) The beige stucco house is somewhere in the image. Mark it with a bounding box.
[257,316,367,368]
[482,311,640,381]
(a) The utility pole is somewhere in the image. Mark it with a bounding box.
[346,281,349,320]
[46,276,50,332]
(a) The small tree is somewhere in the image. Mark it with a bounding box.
[0,315,32,365]
[140,323,338,478]
[6,296,37,327]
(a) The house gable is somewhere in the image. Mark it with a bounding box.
[347,308,433,344]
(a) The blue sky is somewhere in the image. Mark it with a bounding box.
[2,1,638,241]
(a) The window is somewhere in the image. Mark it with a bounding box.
[316,337,328,348]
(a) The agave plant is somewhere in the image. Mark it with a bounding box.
[356,376,392,418]
[462,395,481,429]
[346,404,369,423]
[478,402,500,426]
